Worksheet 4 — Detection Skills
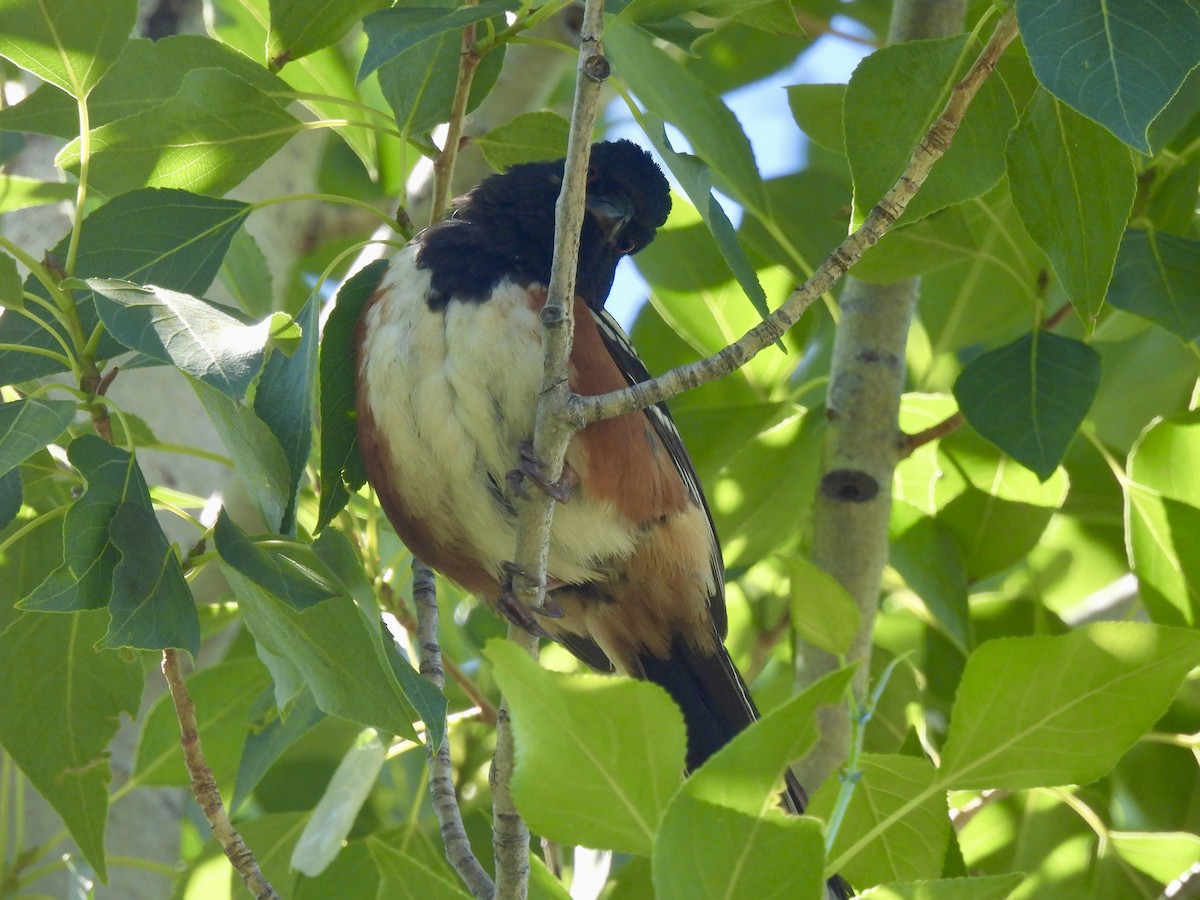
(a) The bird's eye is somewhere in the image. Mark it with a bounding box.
[586,163,599,183]
[616,236,637,254]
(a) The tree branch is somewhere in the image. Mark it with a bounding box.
[491,0,609,894]
[161,650,277,900]
[413,561,495,899]
[570,7,1019,429]
[430,1,483,227]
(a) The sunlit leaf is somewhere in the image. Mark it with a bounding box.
[0,0,135,98]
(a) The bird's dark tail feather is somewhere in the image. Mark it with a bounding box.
[637,636,852,900]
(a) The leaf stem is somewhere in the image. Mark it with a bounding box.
[65,95,90,277]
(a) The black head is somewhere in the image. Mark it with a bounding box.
[419,140,671,310]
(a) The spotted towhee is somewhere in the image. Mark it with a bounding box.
[356,139,847,898]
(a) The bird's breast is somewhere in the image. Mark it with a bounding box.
[355,247,639,593]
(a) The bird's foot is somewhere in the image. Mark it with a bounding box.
[497,562,564,637]
[506,441,578,503]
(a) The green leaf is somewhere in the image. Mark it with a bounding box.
[104,503,200,654]
[1125,410,1200,627]
[475,112,572,170]
[0,35,288,139]
[291,729,387,877]
[845,34,1016,228]
[1107,227,1200,341]
[213,514,341,612]
[0,188,250,384]
[889,507,970,654]
[377,21,505,143]
[640,119,771,322]
[233,689,325,811]
[0,399,77,477]
[359,3,512,82]
[856,875,1024,900]
[218,228,275,320]
[0,468,20,531]
[786,83,846,155]
[853,206,981,284]
[0,174,75,212]
[85,278,269,399]
[367,835,473,900]
[317,260,387,532]
[656,798,827,899]
[939,622,1200,790]
[193,380,293,533]
[713,408,823,568]
[0,0,135,97]
[484,639,686,856]
[654,668,854,899]
[954,331,1101,481]
[57,68,302,197]
[255,295,317,535]
[209,0,380,176]
[216,510,446,742]
[1006,88,1136,322]
[1016,0,1200,154]
[0,609,143,880]
[267,0,389,68]
[133,655,272,787]
[780,554,860,657]
[1110,831,1200,884]
[22,435,152,612]
[606,24,767,213]
[813,754,949,887]
[933,428,1069,581]
[0,251,19,309]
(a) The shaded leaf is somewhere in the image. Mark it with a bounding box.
[1016,0,1200,153]
[377,22,505,143]
[0,609,143,880]
[786,83,846,155]
[1107,227,1200,341]
[0,398,77,477]
[22,435,152,612]
[954,330,1101,480]
[255,295,317,535]
[890,507,971,654]
[86,278,269,399]
[0,468,20,531]
[193,380,293,533]
[58,68,302,197]
[781,554,861,657]
[0,0,135,97]
[0,189,250,384]
[267,0,389,67]
[359,3,512,82]
[216,510,446,742]
[845,34,1016,227]
[291,730,386,877]
[485,639,686,856]
[475,112,571,170]
[133,655,272,787]
[104,503,199,655]
[939,622,1200,789]
[368,835,473,899]
[218,228,275,320]
[1006,88,1135,321]
[233,689,325,811]
[606,23,767,213]
[317,260,387,531]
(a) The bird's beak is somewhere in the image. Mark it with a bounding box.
[586,194,633,244]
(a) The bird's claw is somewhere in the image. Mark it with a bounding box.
[498,562,565,637]
[506,440,578,503]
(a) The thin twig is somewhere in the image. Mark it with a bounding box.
[571,8,1020,429]
[413,561,496,898]
[161,650,278,900]
[492,0,609,895]
[900,410,964,457]
[430,2,483,227]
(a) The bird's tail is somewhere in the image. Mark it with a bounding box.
[637,635,852,900]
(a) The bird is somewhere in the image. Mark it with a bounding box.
[355,139,848,898]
